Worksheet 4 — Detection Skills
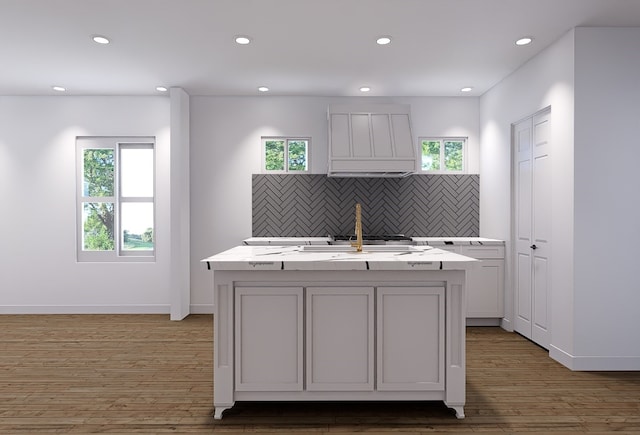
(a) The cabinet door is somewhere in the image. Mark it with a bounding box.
[466,260,505,318]
[377,286,445,391]
[306,287,374,391]
[235,287,303,391]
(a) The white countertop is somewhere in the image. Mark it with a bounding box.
[412,237,504,246]
[244,237,504,246]
[243,237,332,245]
[202,245,478,271]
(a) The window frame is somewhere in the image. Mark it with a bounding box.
[261,136,310,174]
[418,137,468,174]
[76,136,155,262]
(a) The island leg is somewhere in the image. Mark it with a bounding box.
[450,405,465,419]
[213,279,235,421]
[214,405,233,420]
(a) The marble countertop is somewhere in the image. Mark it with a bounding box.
[243,237,332,245]
[202,245,478,271]
[243,237,504,246]
[412,237,504,245]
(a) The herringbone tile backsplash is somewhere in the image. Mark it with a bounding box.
[252,174,479,237]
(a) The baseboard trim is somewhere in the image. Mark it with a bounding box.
[550,344,640,371]
[0,305,170,315]
[500,317,513,332]
[466,318,501,326]
[189,304,214,314]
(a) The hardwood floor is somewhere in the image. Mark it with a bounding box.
[1,315,639,434]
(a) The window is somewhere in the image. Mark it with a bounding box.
[76,137,155,262]
[262,137,309,173]
[419,137,467,173]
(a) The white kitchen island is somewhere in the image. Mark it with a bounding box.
[202,245,477,420]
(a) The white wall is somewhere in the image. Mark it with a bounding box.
[481,27,640,370]
[573,27,640,365]
[189,96,480,311]
[479,30,576,353]
[0,96,171,313]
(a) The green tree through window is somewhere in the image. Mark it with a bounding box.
[263,137,309,172]
[83,149,115,251]
[77,137,155,261]
[265,140,285,170]
[420,138,466,173]
[288,140,307,171]
[444,141,463,171]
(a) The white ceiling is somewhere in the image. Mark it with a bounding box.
[2,0,640,97]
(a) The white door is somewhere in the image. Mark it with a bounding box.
[513,108,551,349]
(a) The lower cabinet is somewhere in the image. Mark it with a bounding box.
[235,285,445,393]
[436,245,505,319]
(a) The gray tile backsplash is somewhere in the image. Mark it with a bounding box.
[252,174,479,237]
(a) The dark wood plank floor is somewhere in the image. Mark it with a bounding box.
[1,314,639,433]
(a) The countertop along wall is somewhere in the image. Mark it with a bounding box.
[190,96,480,312]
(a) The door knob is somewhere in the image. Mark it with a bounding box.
[530,244,538,250]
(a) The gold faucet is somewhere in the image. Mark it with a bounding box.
[351,203,363,252]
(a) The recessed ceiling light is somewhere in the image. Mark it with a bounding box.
[376,36,392,45]
[515,37,533,46]
[258,86,269,92]
[92,35,110,44]
[235,35,251,45]
[359,86,371,92]
[156,86,168,92]
[460,87,473,92]
[52,86,66,92]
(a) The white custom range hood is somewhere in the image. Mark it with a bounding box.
[328,104,417,177]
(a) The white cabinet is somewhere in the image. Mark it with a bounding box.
[235,287,303,391]
[377,287,445,391]
[306,287,374,391]
[235,285,445,394]
[460,246,505,320]
[212,269,467,420]
[426,244,504,320]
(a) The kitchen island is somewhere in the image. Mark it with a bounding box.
[202,245,477,419]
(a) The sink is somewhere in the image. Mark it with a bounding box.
[301,245,417,253]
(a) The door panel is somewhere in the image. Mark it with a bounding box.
[533,256,549,338]
[516,253,532,328]
[517,160,532,240]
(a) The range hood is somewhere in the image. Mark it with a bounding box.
[327,104,417,177]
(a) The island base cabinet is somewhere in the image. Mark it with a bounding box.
[234,287,303,392]
[212,270,466,420]
[306,287,374,391]
[377,287,445,391]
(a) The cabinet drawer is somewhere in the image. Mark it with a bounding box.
[460,245,504,259]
